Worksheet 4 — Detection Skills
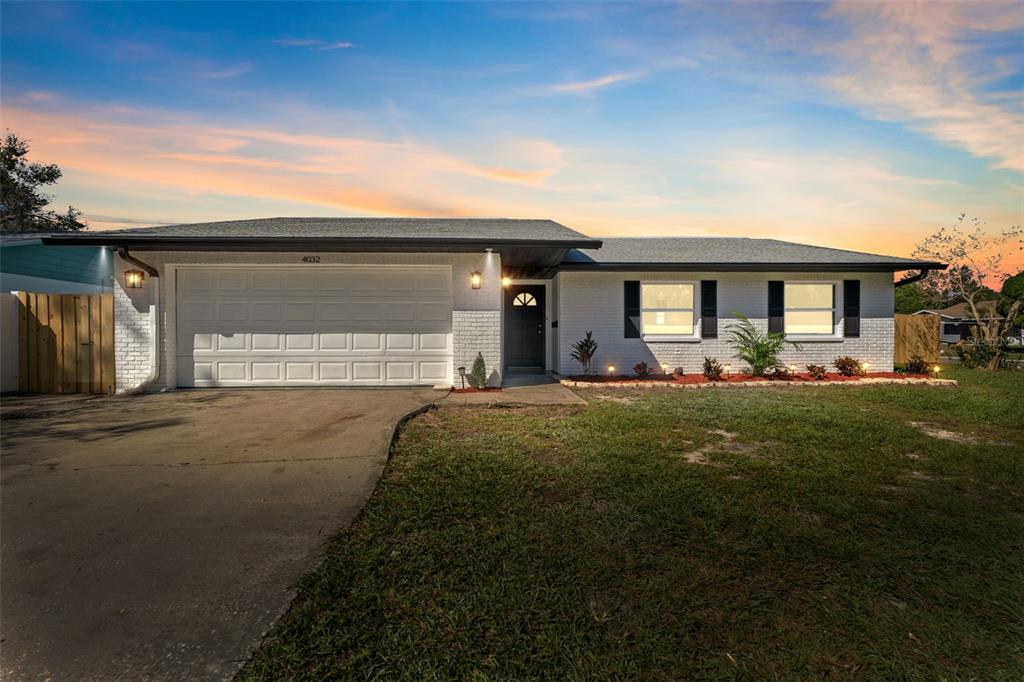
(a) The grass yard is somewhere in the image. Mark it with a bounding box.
[241,368,1024,680]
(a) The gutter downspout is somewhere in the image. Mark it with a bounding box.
[117,248,162,393]
[895,269,930,288]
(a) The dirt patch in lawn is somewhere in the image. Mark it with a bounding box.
[679,429,763,464]
[592,394,640,405]
[908,421,980,445]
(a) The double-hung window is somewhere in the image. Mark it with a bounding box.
[784,282,835,336]
[641,282,696,338]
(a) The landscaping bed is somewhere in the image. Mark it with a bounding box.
[450,386,502,393]
[561,371,956,388]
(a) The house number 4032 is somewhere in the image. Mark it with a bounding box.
[301,255,321,263]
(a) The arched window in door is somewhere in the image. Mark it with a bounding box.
[513,292,537,307]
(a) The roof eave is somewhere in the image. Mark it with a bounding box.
[557,261,947,273]
[41,236,603,250]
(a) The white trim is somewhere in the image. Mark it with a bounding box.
[640,280,700,342]
[783,280,841,341]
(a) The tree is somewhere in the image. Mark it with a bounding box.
[894,282,925,314]
[998,271,1024,331]
[468,352,488,389]
[1,132,86,233]
[913,213,1023,369]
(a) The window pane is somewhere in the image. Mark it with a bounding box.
[785,310,833,335]
[641,311,694,335]
[785,283,833,309]
[642,283,693,309]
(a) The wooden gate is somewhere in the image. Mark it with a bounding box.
[894,313,940,365]
[17,292,115,394]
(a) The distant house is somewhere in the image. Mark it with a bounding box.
[914,300,1002,343]
[0,234,113,293]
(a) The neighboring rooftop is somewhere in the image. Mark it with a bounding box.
[41,217,600,247]
[918,300,1001,319]
[560,237,945,272]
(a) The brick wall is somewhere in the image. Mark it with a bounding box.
[453,310,502,387]
[113,251,501,392]
[556,271,896,375]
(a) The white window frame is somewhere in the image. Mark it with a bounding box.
[640,280,700,342]
[783,280,840,341]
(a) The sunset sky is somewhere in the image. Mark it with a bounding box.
[1,1,1021,265]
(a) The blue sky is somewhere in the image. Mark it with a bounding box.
[1,1,1021,262]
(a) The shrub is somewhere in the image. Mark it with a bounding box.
[570,331,598,375]
[903,355,929,374]
[806,364,827,380]
[702,357,724,381]
[726,313,802,376]
[634,361,651,378]
[952,340,999,369]
[833,356,865,376]
[468,352,488,388]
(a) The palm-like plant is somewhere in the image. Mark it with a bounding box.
[571,331,598,375]
[726,313,802,376]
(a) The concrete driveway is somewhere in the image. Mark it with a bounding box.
[0,388,437,680]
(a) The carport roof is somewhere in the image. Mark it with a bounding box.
[41,217,601,249]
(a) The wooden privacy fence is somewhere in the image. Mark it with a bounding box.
[17,292,115,394]
[895,313,940,365]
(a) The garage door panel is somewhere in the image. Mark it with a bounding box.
[177,266,452,387]
[218,271,249,290]
[285,302,315,321]
[217,363,248,382]
[252,362,281,381]
[320,333,349,351]
[284,333,315,351]
[351,362,382,381]
[351,333,383,351]
[252,333,282,351]
[252,302,282,320]
[216,333,247,351]
[385,333,415,351]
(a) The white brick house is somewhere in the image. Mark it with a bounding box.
[44,219,944,392]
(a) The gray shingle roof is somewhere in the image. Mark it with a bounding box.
[561,237,943,271]
[46,217,597,245]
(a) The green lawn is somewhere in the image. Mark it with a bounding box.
[240,367,1024,680]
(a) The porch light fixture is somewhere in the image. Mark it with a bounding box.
[124,269,145,289]
[470,271,482,290]
[501,276,512,288]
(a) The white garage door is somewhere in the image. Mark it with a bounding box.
[175,266,452,387]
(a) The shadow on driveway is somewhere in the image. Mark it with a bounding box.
[1,388,437,680]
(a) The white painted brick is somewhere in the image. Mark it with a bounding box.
[556,271,896,375]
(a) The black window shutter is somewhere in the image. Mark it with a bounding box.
[843,280,861,338]
[624,281,640,338]
[700,280,717,338]
[768,281,784,334]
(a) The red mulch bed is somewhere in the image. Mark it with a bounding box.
[568,371,929,385]
[450,387,503,393]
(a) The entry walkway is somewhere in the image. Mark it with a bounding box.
[439,374,585,406]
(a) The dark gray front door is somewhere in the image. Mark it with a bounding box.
[505,285,545,370]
